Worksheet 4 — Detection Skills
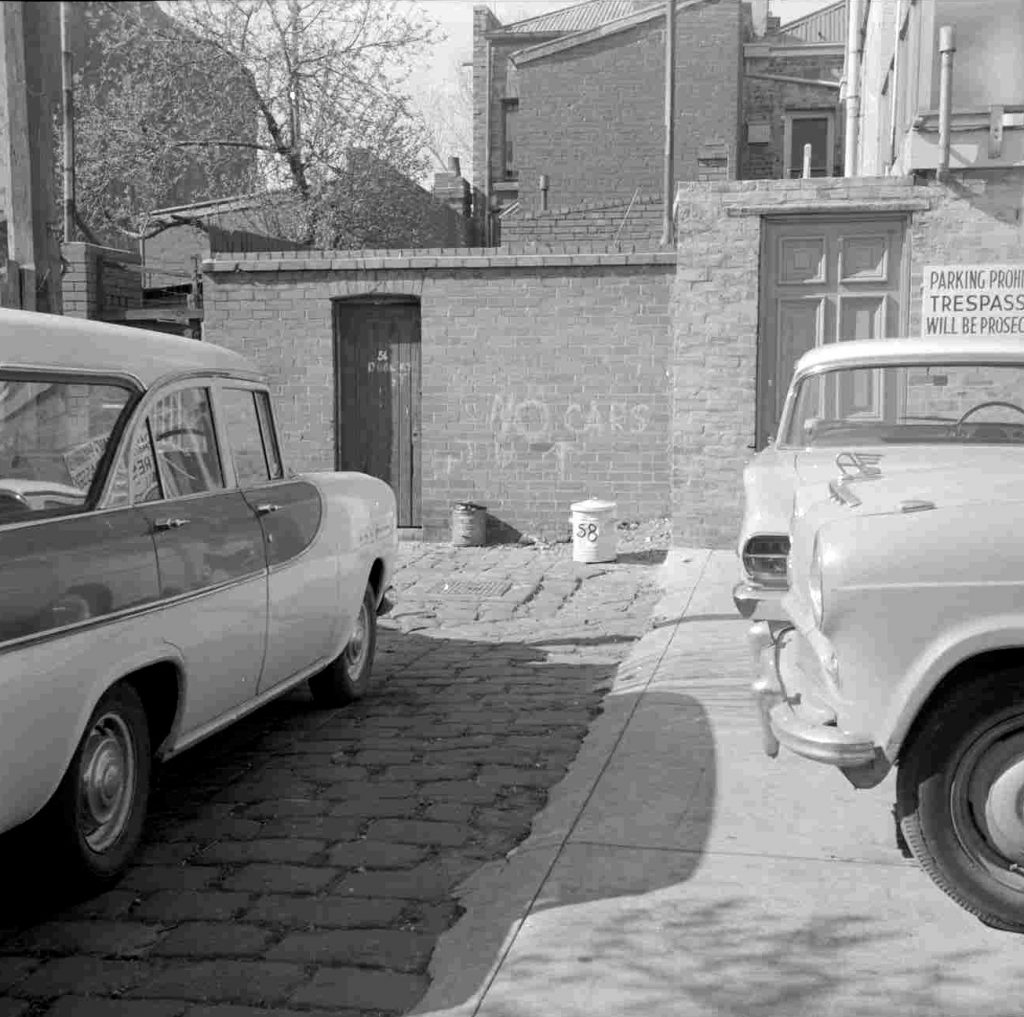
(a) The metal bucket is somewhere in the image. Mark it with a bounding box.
[570,498,617,563]
[451,502,487,546]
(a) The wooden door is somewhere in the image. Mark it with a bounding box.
[333,298,421,526]
[757,216,907,447]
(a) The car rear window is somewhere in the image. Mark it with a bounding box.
[0,375,134,519]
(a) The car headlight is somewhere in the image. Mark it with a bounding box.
[808,535,825,627]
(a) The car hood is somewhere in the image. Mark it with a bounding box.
[741,444,1019,541]
[790,445,1024,518]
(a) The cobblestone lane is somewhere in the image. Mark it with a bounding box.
[0,534,667,1017]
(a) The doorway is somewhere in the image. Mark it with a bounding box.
[333,297,421,526]
[757,215,908,446]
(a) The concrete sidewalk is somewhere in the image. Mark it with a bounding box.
[415,549,1024,1017]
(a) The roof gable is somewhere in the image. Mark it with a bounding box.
[503,0,650,35]
[778,0,847,43]
[509,0,710,67]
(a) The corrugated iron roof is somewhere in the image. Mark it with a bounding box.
[504,0,651,34]
[779,0,847,43]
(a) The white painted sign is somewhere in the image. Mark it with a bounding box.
[922,264,1024,337]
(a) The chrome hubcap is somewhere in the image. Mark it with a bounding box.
[343,602,370,681]
[968,732,1024,864]
[79,712,135,853]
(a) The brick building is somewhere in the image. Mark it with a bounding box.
[474,0,846,244]
[672,0,1024,547]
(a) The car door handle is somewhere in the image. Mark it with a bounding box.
[255,503,281,516]
[153,517,190,531]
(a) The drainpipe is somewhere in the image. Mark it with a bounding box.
[937,25,956,181]
[887,0,904,173]
[484,38,493,244]
[843,0,864,176]
[660,0,675,247]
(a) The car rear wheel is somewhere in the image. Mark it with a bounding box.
[36,683,151,891]
[309,583,378,707]
[897,671,1024,932]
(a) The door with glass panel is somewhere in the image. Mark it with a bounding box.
[757,216,907,447]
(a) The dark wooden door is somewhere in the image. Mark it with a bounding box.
[757,216,907,447]
[333,298,421,527]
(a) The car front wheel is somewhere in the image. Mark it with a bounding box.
[36,683,151,891]
[897,671,1024,931]
[308,582,378,707]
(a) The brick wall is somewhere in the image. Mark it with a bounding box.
[202,247,675,540]
[61,242,142,320]
[499,197,665,245]
[671,169,1024,549]
[741,77,843,179]
[514,0,742,215]
[741,46,844,180]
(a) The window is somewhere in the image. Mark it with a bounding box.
[501,99,518,180]
[254,392,283,480]
[149,387,224,498]
[0,375,133,518]
[784,112,834,178]
[221,387,275,485]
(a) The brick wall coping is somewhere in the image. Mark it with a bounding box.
[203,250,677,273]
[725,198,935,216]
[676,174,917,194]
[509,196,663,221]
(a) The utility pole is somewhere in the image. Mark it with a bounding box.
[660,0,676,248]
[60,1,76,243]
[0,2,63,312]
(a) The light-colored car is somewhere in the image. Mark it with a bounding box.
[0,309,397,889]
[734,338,1024,619]
[748,335,1024,930]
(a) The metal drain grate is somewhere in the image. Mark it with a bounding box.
[425,578,512,598]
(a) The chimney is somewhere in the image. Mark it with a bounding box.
[432,156,472,220]
[751,0,769,36]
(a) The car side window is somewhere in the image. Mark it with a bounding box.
[108,421,162,507]
[220,387,271,486]
[0,375,133,518]
[149,387,224,498]
[254,391,284,480]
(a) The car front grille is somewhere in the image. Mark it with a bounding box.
[743,534,790,584]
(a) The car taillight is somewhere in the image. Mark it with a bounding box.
[742,535,790,583]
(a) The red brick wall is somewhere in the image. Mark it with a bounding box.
[202,248,675,539]
[514,0,742,215]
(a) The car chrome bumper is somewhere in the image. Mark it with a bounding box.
[733,581,787,621]
[748,620,877,768]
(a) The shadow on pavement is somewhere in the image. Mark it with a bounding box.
[415,686,716,1015]
[0,619,657,1014]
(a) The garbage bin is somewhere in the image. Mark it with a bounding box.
[570,498,617,563]
[451,502,487,546]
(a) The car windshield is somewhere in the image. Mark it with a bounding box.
[782,362,1024,447]
[0,375,134,518]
